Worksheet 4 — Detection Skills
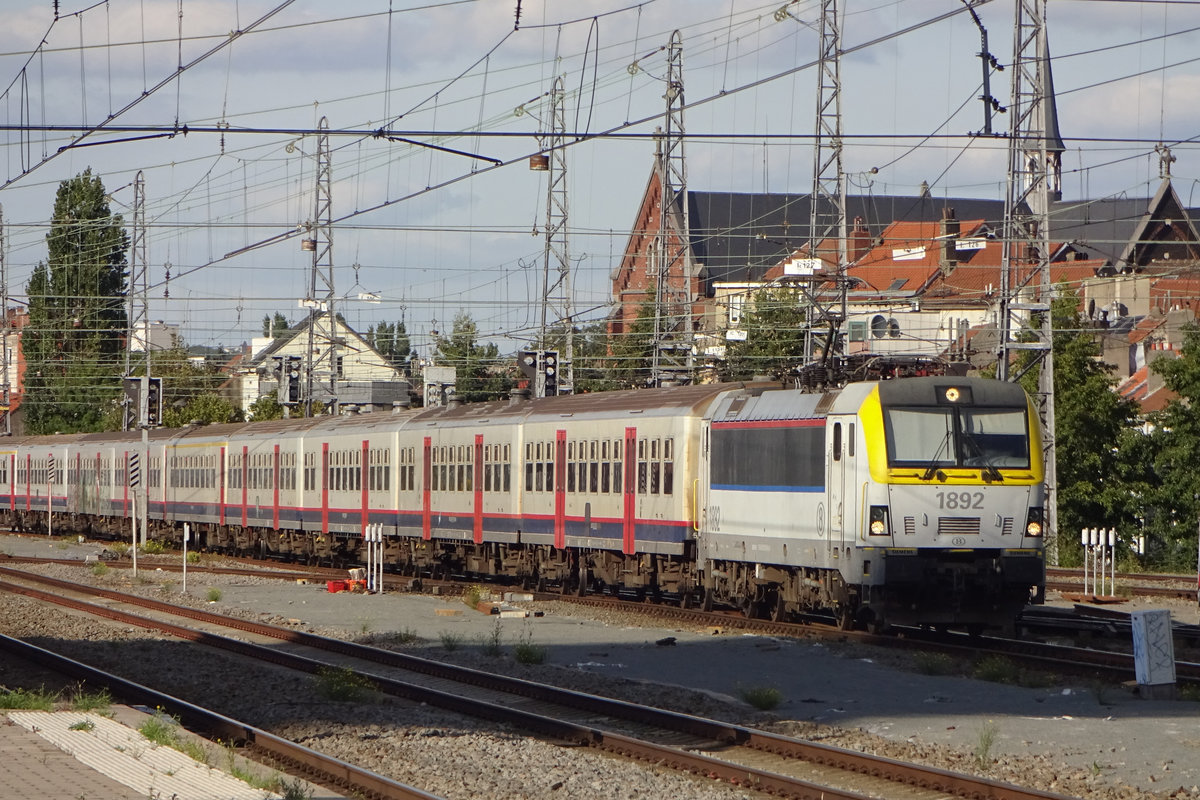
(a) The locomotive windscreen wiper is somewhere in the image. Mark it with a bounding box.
[960,431,1004,483]
[920,429,953,481]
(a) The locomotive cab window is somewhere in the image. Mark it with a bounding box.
[884,406,1029,470]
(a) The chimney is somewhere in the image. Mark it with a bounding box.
[940,207,959,274]
[850,217,870,263]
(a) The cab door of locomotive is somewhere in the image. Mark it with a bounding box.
[825,416,853,554]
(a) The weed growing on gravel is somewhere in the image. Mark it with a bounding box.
[479,618,504,657]
[90,561,109,577]
[1180,683,1200,702]
[139,714,180,748]
[973,720,998,770]
[313,665,376,702]
[392,627,420,644]
[462,584,487,609]
[439,630,464,651]
[972,655,1019,684]
[205,587,222,602]
[223,741,282,788]
[108,542,130,558]
[738,685,783,710]
[277,777,315,800]
[0,686,56,710]
[70,688,112,713]
[911,651,956,675]
[513,625,546,665]
[179,737,209,765]
[68,719,95,732]
[185,550,201,564]
[140,540,167,555]
[357,619,373,635]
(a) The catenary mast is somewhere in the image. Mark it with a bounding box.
[650,30,693,387]
[997,0,1062,563]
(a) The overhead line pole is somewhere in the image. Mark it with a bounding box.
[302,117,338,417]
[0,204,9,437]
[650,29,693,388]
[797,0,848,388]
[539,75,573,396]
[998,0,1058,564]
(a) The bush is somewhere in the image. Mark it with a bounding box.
[462,584,487,609]
[912,651,957,675]
[513,628,546,665]
[972,655,1019,684]
[140,540,167,555]
[313,666,376,702]
[738,685,783,710]
[206,587,222,602]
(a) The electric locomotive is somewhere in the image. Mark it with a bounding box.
[0,374,1044,632]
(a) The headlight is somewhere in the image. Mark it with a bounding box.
[869,505,889,536]
[1025,507,1044,537]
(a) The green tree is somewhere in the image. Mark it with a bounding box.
[246,394,284,422]
[716,287,808,382]
[1139,323,1200,568]
[23,169,128,433]
[367,320,415,371]
[607,294,658,388]
[433,312,512,403]
[261,312,289,339]
[163,393,243,428]
[1049,289,1141,567]
[556,321,624,393]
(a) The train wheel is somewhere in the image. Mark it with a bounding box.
[741,596,759,619]
[836,606,856,631]
[769,593,787,623]
[701,587,714,612]
[575,568,588,596]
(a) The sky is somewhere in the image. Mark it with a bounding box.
[1,0,1199,360]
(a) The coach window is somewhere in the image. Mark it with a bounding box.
[524,443,533,492]
[614,441,624,491]
[303,452,315,491]
[484,445,493,492]
[650,439,661,494]
[566,442,575,492]
[463,447,472,492]
[637,439,648,494]
[663,437,674,495]
[586,440,596,493]
[833,422,842,461]
[534,441,543,493]
[600,440,610,493]
[502,444,511,492]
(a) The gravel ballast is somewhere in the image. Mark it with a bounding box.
[1,534,1198,800]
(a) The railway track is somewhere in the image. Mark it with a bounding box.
[0,565,1082,800]
[0,632,442,800]
[5,549,1198,685]
[1045,566,1199,602]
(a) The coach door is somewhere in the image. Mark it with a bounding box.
[826,417,847,554]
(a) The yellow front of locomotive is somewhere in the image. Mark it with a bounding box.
[855,377,1045,631]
